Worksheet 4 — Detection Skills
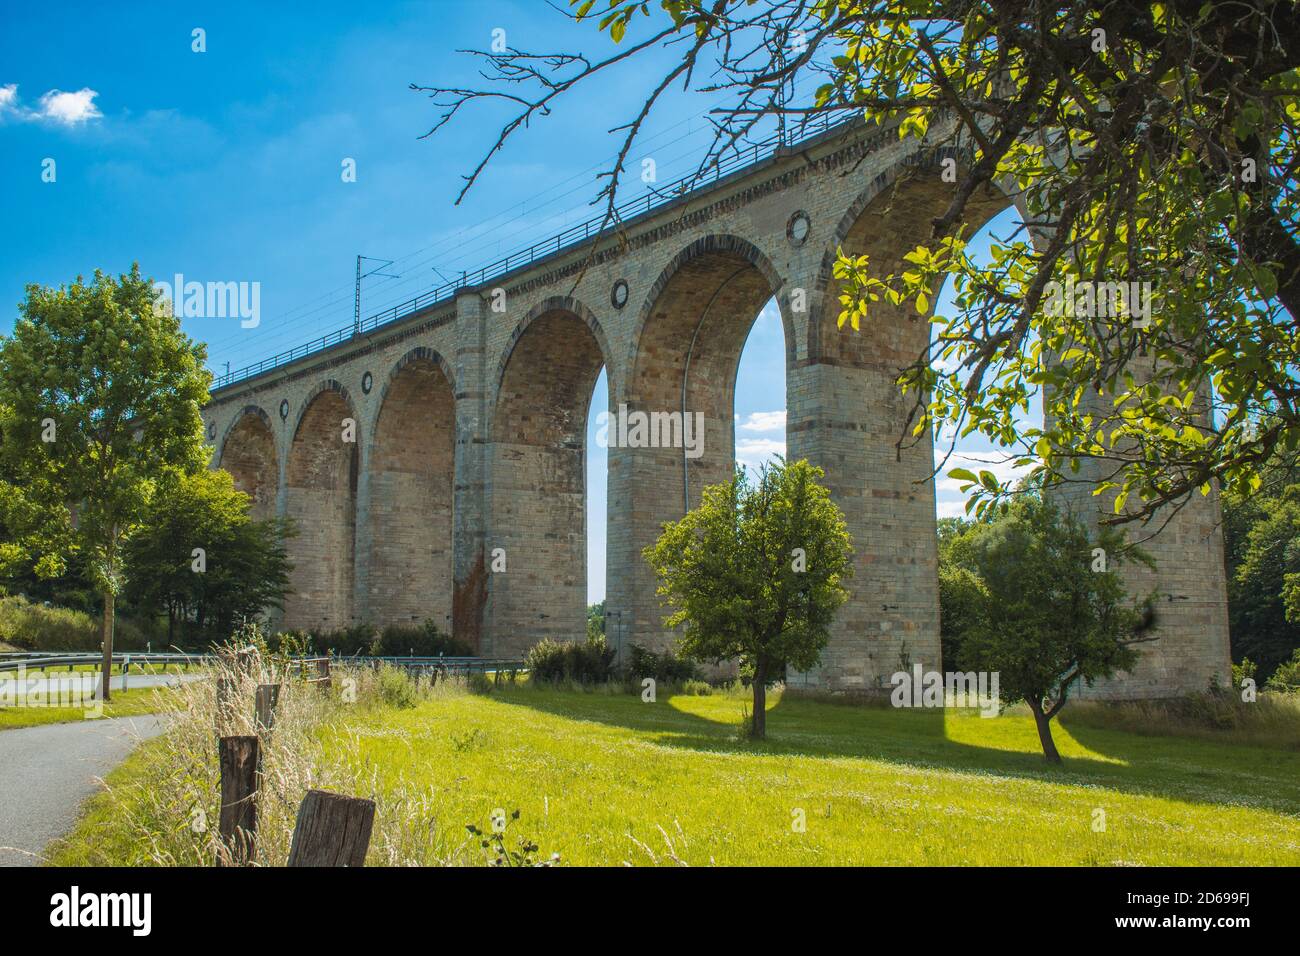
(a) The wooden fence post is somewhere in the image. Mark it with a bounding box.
[218,735,260,866]
[215,676,234,735]
[255,683,281,732]
[287,790,375,867]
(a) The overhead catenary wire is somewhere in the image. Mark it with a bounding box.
[206,75,834,385]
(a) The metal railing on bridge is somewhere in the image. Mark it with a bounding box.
[210,111,854,392]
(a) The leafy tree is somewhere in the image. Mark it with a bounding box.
[937,516,973,543]
[123,469,293,646]
[416,0,1298,524]
[1224,481,1300,678]
[643,459,852,739]
[0,266,210,697]
[1267,647,1300,692]
[936,562,986,674]
[587,600,606,641]
[942,496,1154,762]
[0,504,98,613]
[1220,442,1300,679]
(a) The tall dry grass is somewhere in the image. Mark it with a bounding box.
[1063,689,1300,750]
[84,648,496,866]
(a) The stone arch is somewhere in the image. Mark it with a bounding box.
[290,380,360,444]
[486,296,614,657]
[217,405,278,521]
[811,149,1011,364]
[624,234,793,378]
[283,380,360,630]
[494,295,614,403]
[795,152,1013,687]
[366,348,457,633]
[613,233,790,658]
[374,346,457,420]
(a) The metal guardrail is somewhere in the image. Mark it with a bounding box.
[0,651,200,658]
[353,655,527,675]
[210,112,853,392]
[0,652,211,674]
[0,651,526,676]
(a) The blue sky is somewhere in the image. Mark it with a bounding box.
[0,1,1024,603]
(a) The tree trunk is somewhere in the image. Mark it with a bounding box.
[751,657,767,740]
[100,589,115,703]
[1026,696,1061,764]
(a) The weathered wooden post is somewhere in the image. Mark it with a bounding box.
[255,683,281,732]
[287,790,375,867]
[218,735,260,866]
[215,676,234,736]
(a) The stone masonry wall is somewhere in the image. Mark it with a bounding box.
[202,121,1231,698]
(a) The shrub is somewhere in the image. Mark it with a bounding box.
[525,635,615,684]
[0,595,148,652]
[681,679,713,696]
[626,643,698,684]
[372,620,472,657]
[375,665,419,709]
[1266,649,1300,693]
[1232,657,1258,690]
[318,623,377,657]
[267,620,473,659]
[266,629,314,658]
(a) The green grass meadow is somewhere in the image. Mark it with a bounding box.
[0,688,164,730]
[51,681,1300,866]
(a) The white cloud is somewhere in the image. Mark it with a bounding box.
[0,83,102,125]
[933,450,1037,519]
[37,88,101,125]
[736,436,786,474]
[737,410,785,433]
[936,498,970,519]
[933,452,1033,496]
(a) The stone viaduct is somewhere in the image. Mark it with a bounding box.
[202,119,1232,698]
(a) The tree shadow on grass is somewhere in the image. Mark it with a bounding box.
[486,684,1300,815]
[1055,707,1300,803]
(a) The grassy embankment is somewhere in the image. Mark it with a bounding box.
[0,688,165,730]
[47,664,1300,866]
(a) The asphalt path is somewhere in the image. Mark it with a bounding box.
[0,714,167,866]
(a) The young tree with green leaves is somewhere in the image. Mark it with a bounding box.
[587,599,606,641]
[941,496,1155,763]
[123,469,294,646]
[1224,479,1300,679]
[0,266,210,698]
[643,459,852,739]
[416,0,1298,525]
